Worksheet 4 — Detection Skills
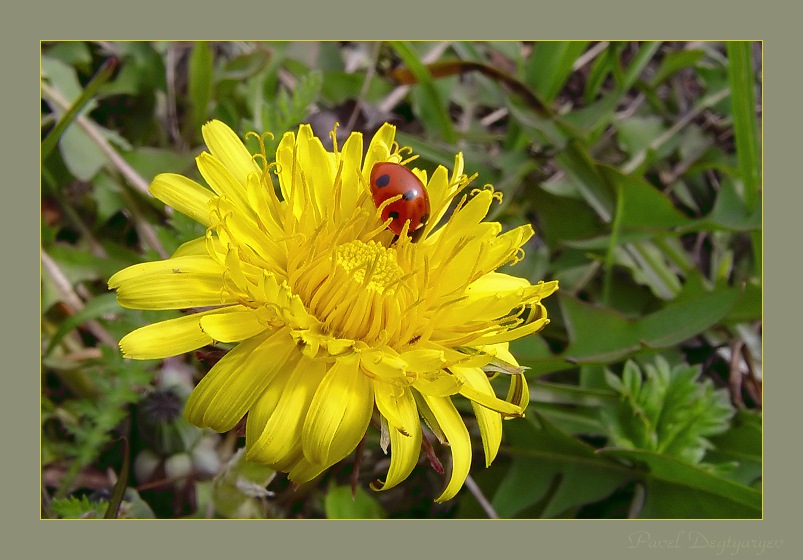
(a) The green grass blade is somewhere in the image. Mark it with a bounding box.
[188,41,214,138]
[41,57,116,161]
[648,48,705,88]
[389,41,457,144]
[726,42,761,211]
[104,437,130,518]
[525,41,590,103]
[726,42,762,277]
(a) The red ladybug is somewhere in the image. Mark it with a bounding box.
[370,162,431,238]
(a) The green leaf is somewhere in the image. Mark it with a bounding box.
[53,348,154,499]
[649,49,706,88]
[530,381,617,434]
[59,124,107,181]
[599,448,761,518]
[389,41,457,144]
[584,45,613,103]
[212,449,277,518]
[188,41,215,138]
[104,438,130,518]
[218,48,271,82]
[121,147,198,185]
[705,409,762,486]
[45,293,121,357]
[525,41,590,103]
[41,57,106,180]
[727,42,762,278]
[44,41,93,67]
[698,176,762,232]
[319,71,392,105]
[563,42,662,139]
[555,141,615,221]
[262,70,322,154]
[604,166,695,231]
[493,413,631,518]
[531,184,604,247]
[46,243,134,286]
[601,357,734,463]
[614,116,680,166]
[725,281,761,323]
[42,58,116,161]
[324,485,385,519]
[50,495,108,519]
[555,277,739,364]
[726,42,761,211]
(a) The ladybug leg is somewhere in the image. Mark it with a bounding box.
[410,214,428,243]
[410,227,426,243]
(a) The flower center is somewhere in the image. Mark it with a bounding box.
[334,240,403,295]
[295,239,420,345]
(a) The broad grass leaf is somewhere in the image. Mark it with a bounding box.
[493,413,630,518]
[598,448,761,518]
[705,409,762,487]
[325,485,385,519]
[558,279,739,363]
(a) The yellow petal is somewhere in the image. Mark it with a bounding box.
[298,126,335,221]
[108,255,223,288]
[453,366,523,417]
[199,307,269,343]
[413,372,463,397]
[473,403,502,467]
[420,394,471,503]
[149,173,215,227]
[336,131,364,219]
[245,365,291,450]
[445,189,494,235]
[362,123,396,175]
[412,391,446,443]
[506,373,530,413]
[468,272,530,293]
[533,279,560,300]
[196,151,250,211]
[275,132,304,220]
[116,273,232,310]
[109,256,233,310]
[480,224,534,270]
[374,381,411,436]
[171,236,209,258]
[248,355,327,466]
[202,120,260,189]
[184,327,297,432]
[474,310,550,345]
[359,349,409,383]
[215,198,284,275]
[424,164,456,232]
[302,357,374,468]
[287,456,327,484]
[373,384,422,491]
[119,307,238,359]
[454,367,503,466]
[400,347,446,373]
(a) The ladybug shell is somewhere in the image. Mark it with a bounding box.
[370,162,431,236]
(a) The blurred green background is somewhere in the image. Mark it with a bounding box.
[40,41,761,519]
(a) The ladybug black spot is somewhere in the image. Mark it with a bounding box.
[375,174,391,187]
[388,211,400,220]
[419,214,429,225]
[402,189,417,201]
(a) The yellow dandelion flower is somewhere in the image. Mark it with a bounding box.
[109,120,558,502]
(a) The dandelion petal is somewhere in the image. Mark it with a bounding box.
[421,394,472,503]
[302,358,374,468]
[184,328,297,432]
